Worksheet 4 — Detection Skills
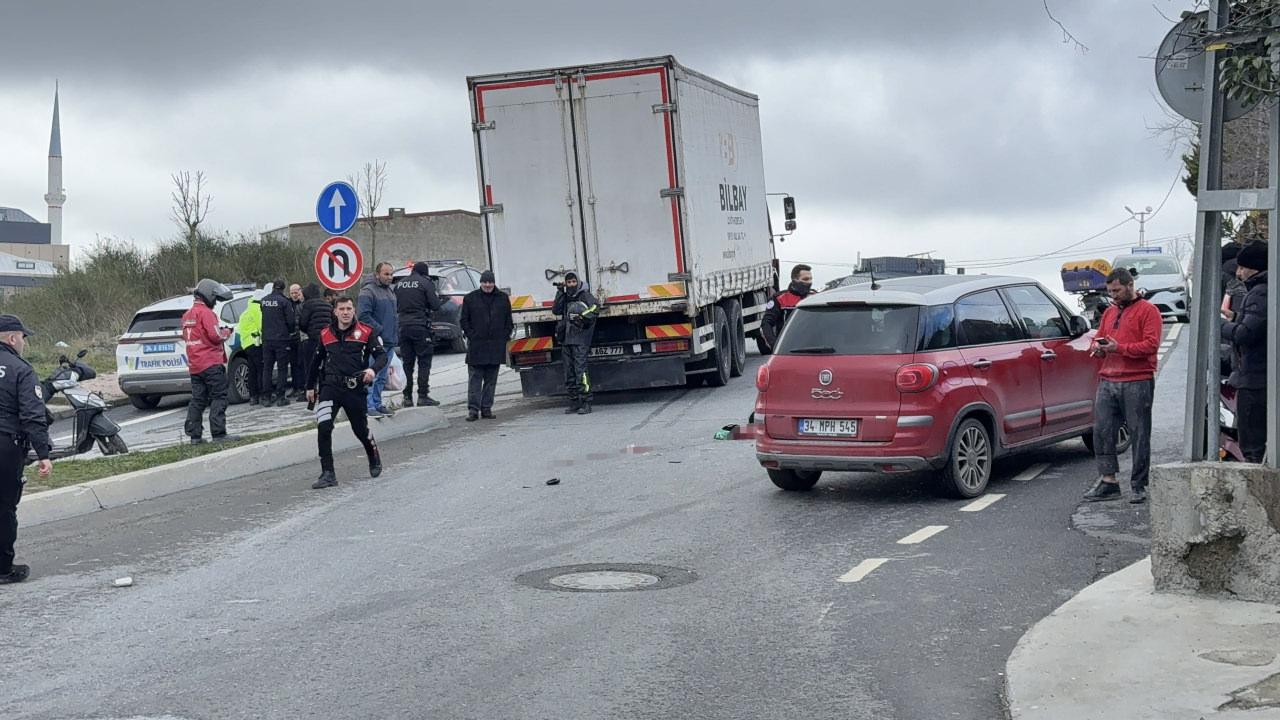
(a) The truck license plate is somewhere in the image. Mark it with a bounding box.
[589,346,624,358]
[798,418,859,437]
[143,343,176,354]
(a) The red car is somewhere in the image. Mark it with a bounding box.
[754,275,1101,498]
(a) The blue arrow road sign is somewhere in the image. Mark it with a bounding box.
[316,181,359,236]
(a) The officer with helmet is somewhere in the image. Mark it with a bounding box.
[0,314,52,585]
[552,271,600,415]
[182,279,235,444]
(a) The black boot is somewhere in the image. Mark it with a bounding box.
[466,411,479,422]
[368,442,382,478]
[481,409,495,419]
[565,401,581,414]
[0,564,30,584]
[312,471,337,489]
[577,402,592,415]
[418,395,440,407]
[402,392,414,408]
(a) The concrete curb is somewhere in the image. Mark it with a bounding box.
[1006,557,1280,719]
[19,406,448,528]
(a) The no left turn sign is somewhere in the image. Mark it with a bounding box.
[315,236,364,291]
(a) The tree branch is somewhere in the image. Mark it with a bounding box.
[1044,0,1090,53]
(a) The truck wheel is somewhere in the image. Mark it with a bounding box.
[228,356,252,404]
[724,300,746,378]
[129,394,161,410]
[706,306,732,387]
[768,468,822,491]
[939,418,993,499]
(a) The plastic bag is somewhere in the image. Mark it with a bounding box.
[385,352,406,392]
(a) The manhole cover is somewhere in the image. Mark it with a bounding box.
[517,563,697,593]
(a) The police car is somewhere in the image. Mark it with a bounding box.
[116,284,260,409]
[391,260,482,353]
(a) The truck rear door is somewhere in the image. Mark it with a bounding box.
[473,77,586,310]
[569,66,686,303]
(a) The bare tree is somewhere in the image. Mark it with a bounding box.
[171,170,212,286]
[347,160,387,265]
[1043,0,1089,53]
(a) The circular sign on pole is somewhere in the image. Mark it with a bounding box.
[315,236,364,291]
[316,181,360,236]
[1155,12,1257,122]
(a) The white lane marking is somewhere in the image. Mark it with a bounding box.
[1168,324,1184,340]
[52,406,184,443]
[1014,463,1050,483]
[838,558,888,583]
[817,601,835,624]
[960,494,1007,512]
[896,525,948,545]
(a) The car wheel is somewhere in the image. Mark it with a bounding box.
[1082,425,1131,455]
[768,468,822,491]
[227,356,251,404]
[940,418,993,498]
[705,306,732,387]
[723,300,747,378]
[129,394,162,410]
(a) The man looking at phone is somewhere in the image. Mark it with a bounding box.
[1083,267,1163,504]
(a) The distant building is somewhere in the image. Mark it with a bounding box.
[0,86,70,269]
[0,248,58,298]
[825,256,948,290]
[262,208,487,271]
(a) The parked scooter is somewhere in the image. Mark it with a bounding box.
[26,350,128,463]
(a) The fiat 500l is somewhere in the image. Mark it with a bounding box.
[754,275,1102,498]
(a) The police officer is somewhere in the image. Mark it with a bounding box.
[393,261,444,407]
[259,279,298,407]
[760,264,817,353]
[306,296,386,490]
[0,315,52,585]
[552,271,600,415]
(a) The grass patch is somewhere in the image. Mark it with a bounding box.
[25,424,312,493]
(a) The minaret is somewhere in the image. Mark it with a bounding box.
[44,84,65,245]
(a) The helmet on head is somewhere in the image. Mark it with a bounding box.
[567,300,590,329]
[194,279,233,308]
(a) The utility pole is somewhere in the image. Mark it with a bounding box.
[1125,205,1153,247]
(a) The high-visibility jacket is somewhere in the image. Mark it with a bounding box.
[236,299,263,350]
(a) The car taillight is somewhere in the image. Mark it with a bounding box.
[756,363,771,392]
[450,296,464,305]
[513,351,552,366]
[652,340,689,354]
[895,363,939,393]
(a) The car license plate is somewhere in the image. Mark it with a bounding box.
[143,343,176,354]
[589,346,624,358]
[798,418,859,437]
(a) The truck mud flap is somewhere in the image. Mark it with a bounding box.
[518,356,688,397]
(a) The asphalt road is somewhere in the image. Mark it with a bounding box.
[4,330,1186,719]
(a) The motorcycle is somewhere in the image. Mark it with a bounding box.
[26,350,128,463]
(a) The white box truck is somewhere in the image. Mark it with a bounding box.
[467,56,790,396]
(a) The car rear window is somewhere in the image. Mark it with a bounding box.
[126,310,185,334]
[778,305,920,356]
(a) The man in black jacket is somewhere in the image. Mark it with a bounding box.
[552,271,600,415]
[306,297,386,489]
[297,283,331,388]
[0,315,52,584]
[760,264,817,352]
[393,262,444,407]
[460,270,514,421]
[287,283,306,399]
[259,279,298,407]
[1222,241,1270,463]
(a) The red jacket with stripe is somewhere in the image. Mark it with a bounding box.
[1095,298,1162,382]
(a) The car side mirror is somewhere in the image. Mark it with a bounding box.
[1068,315,1090,338]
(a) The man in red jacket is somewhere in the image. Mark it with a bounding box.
[1083,267,1163,504]
[182,279,234,444]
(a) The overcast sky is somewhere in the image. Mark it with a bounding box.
[0,0,1201,302]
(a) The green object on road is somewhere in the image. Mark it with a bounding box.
[714,428,732,440]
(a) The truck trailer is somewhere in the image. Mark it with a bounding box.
[467,56,786,396]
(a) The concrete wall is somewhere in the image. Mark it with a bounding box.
[1151,462,1280,604]
[265,210,488,272]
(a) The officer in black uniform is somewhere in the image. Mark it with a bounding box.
[306,297,386,490]
[259,279,298,407]
[393,261,444,407]
[0,315,52,585]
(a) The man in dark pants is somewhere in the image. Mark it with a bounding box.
[1084,268,1163,504]
[0,315,53,585]
[259,279,298,407]
[288,283,306,399]
[552,271,600,415]
[460,270,514,421]
[1222,242,1269,463]
[182,279,234,444]
[297,283,331,392]
[393,261,444,407]
[306,297,386,489]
